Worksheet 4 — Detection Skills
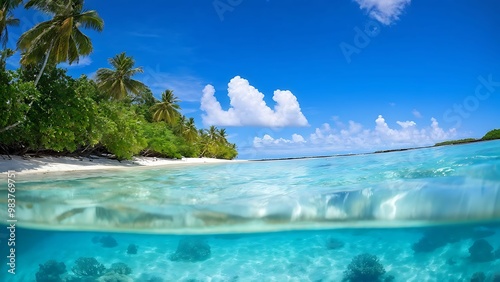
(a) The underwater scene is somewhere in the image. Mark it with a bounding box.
[1,140,500,281]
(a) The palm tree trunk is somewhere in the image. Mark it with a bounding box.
[0,98,36,133]
[34,43,52,86]
[0,120,21,133]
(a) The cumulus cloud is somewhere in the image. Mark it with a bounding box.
[354,0,411,25]
[254,134,307,148]
[253,115,456,155]
[396,120,416,128]
[292,134,306,143]
[200,76,308,127]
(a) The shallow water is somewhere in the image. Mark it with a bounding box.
[1,141,500,281]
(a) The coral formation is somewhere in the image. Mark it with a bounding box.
[97,273,133,282]
[342,253,386,282]
[127,243,138,255]
[91,235,118,248]
[99,235,118,248]
[470,272,486,282]
[468,239,495,262]
[326,237,345,250]
[411,228,462,253]
[446,257,457,265]
[169,237,211,262]
[146,277,164,282]
[35,260,67,282]
[108,262,132,275]
[72,257,106,277]
[412,227,496,253]
[137,274,164,282]
[384,275,395,282]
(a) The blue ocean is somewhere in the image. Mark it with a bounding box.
[1,141,500,281]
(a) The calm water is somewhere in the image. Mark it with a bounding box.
[1,141,499,281]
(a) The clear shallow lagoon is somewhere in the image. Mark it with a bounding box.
[1,141,500,281]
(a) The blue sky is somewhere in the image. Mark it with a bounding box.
[7,0,500,159]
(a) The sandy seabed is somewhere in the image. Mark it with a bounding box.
[4,228,500,282]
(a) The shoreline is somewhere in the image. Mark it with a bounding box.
[1,139,499,175]
[0,155,246,175]
[255,139,500,162]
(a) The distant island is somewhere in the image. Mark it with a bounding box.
[371,129,500,154]
[433,129,500,146]
[257,129,500,161]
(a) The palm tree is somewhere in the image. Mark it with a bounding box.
[96,52,147,100]
[0,0,22,47]
[17,0,104,86]
[217,128,228,143]
[207,125,218,142]
[198,130,212,157]
[1,0,103,133]
[183,117,198,143]
[0,47,14,69]
[175,115,187,135]
[151,89,181,125]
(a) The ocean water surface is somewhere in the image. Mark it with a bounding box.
[1,141,500,281]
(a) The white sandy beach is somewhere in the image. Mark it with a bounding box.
[0,155,243,175]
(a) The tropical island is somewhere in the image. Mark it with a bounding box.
[434,129,500,146]
[0,1,498,168]
[372,129,500,154]
[0,0,237,161]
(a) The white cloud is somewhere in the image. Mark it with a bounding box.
[253,115,457,155]
[254,134,307,148]
[292,134,306,143]
[396,120,416,129]
[412,109,423,118]
[200,76,309,127]
[60,56,93,68]
[354,0,411,25]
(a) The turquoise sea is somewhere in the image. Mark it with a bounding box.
[1,141,500,281]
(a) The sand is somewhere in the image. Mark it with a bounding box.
[8,227,500,282]
[0,155,244,175]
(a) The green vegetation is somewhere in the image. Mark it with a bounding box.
[0,0,237,160]
[19,0,104,86]
[96,52,147,100]
[151,90,181,125]
[434,138,477,147]
[482,129,500,141]
[434,129,500,147]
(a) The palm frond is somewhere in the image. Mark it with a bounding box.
[18,0,103,67]
[75,10,103,31]
[72,27,92,55]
